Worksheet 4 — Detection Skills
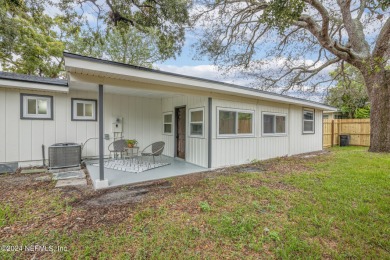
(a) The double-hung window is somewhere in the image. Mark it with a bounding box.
[71,99,97,121]
[189,108,204,137]
[21,94,53,120]
[303,108,315,133]
[217,108,254,137]
[163,112,173,134]
[262,113,287,136]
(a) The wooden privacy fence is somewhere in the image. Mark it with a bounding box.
[323,119,370,148]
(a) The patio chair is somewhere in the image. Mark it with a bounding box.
[140,141,165,164]
[108,139,128,159]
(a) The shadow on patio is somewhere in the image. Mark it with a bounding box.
[85,156,208,189]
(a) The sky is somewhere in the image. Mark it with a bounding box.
[157,30,329,102]
[158,32,224,81]
[34,1,388,103]
[45,0,329,102]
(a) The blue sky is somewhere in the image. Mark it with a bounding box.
[157,31,329,102]
[41,0,388,103]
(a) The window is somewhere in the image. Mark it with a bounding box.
[20,94,53,120]
[71,99,97,121]
[217,108,254,137]
[262,113,287,136]
[303,108,315,134]
[189,108,204,137]
[163,112,173,134]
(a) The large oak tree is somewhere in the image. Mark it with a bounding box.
[193,0,389,152]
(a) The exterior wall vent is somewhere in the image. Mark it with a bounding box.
[49,143,81,169]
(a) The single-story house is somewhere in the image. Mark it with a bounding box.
[0,52,336,187]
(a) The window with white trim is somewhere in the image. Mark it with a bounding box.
[72,99,97,121]
[262,113,287,136]
[217,108,254,137]
[21,94,53,120]
[189,108,204,137]
[303,109,315,134]
[163,112,173,134]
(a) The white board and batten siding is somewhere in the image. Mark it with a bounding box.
[211,97,323,168]
[0,87,162,165]
[289,105,323,155]
[161,95,209,168]
[1,86,324,169]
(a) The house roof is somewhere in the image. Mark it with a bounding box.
[0,71,68,86]
[64,52,336,111]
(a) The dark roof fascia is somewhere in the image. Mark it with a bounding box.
[63,52,336,110]
[0,72,68,87]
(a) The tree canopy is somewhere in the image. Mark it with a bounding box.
[192,0,389,152]
[325,65,369,118]
[192,0,389,92]
[0,0,64,77]
[58,0,190,62]
[0,0,191,77]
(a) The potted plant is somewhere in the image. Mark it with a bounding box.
[127,139,138,148]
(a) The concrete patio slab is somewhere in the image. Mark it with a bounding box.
[86,156,208,189]
[55,178,87,188]
[53,171,86,180]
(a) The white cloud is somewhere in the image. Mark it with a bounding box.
[157,62,330,102]
[158,64,258,86]
[158,64,223,81]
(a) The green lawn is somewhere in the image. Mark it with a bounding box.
[1,147,389,259]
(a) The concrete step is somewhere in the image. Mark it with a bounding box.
[52,170,85,180]
[55,178,87,188]
[49,166,81,174]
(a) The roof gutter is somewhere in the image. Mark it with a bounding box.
[0,79,69,93]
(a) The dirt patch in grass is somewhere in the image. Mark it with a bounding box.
[1,148,389,259]
[262,150,331,175]
[0,149,334,237]
[0,151,326,238]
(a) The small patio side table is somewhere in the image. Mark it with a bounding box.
[123,147,139,159]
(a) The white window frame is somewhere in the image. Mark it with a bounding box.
[163,112,173,135]
[217,107,255,138]
[71,99,97,121]
[261,112,288,137]
[189,107,205,138]
[302,108,315,134]
[20,93,53,120]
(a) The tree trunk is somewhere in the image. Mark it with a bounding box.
[364,70,390,152]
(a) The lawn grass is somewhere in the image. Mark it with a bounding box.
[0,147,389,259]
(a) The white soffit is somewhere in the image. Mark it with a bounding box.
[0,79,69,93]
[64,54,337,111]
[67,74,183,98]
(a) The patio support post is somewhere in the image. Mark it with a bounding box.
[99,84,104,180]
[208,97,212,168]
[95,84,108,189]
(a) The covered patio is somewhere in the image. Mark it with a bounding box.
[85,156,207,189]
[65,52,213,190]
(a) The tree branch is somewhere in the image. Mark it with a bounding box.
[304,0,330,41]
[373,17,390,59]
[337,0,370,56]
